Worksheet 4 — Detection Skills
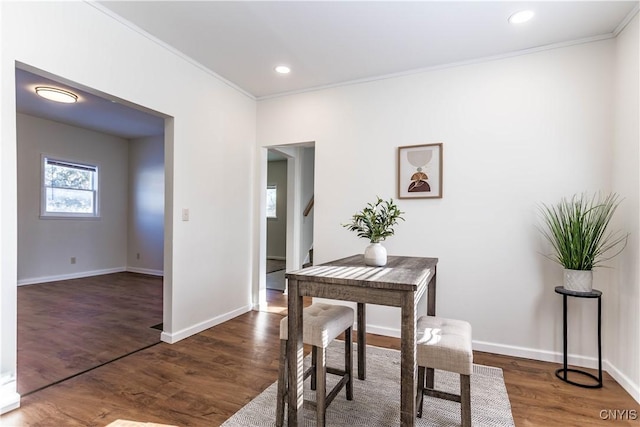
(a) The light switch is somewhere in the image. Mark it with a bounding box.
[182,208,189,221]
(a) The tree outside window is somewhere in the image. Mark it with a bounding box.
[42,156,99,218]
[266,184,277,218]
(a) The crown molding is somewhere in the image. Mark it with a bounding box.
[613,3,640,37]
[86,1,256,101]
[257,33,616,101]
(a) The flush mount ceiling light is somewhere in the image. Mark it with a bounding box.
[35,86,78,103]
[274,65,291,74]
[508,10,535,24]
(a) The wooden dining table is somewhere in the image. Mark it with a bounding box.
[285,254,438,426]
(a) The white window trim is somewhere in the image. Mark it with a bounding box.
[40,154,101,219]
[266,184,277,219]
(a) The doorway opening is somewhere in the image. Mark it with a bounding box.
[265,149,288,298]
[14,64,172,396]
[259,143,315,314]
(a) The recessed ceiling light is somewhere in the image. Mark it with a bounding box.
[509,10,535,24]
[274,65,291,74]
[35,86,78,103]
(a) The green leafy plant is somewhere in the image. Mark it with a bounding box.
[343,197,405,243]
[538,192,628,270]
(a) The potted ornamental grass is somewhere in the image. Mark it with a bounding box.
[538,192,628,292]
[343,196,405,266]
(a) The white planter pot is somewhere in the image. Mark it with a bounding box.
[563,269,593,292]
[364,243,387,267]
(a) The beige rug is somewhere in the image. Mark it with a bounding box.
[222,342,515,426]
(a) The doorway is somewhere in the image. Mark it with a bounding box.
[258,143,315,313]
[266,150,288,294]
[14,64,171,396]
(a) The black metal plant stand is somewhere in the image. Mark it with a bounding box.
[554,286,603,388]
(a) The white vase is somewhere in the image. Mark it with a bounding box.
[364,243,387,267]
[563,269,593,292]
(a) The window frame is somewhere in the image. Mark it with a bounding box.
[40,154,100,219]
[266,184,277,219]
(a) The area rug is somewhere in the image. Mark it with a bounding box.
[222,342,515,426]
[267,259,286,274]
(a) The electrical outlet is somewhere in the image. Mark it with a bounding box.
[182,208,189,221]
[70,257,76,264]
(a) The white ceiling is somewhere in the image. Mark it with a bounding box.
[16,67,165,139]
[14,1,638,138]
[98,1,639,99]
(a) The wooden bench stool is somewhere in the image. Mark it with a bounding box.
[416,315,473,427]
[276,303,354,427]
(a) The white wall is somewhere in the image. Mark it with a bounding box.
[258,39,629,376]
[17,116,165,282]
[1,1,256,412]
[128,135,164,275]
[16,114,128,284]
[266,159,287,258]
[609,14,640,402]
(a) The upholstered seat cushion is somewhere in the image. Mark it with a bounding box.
[280,303,354,348]
[416,316,473,375]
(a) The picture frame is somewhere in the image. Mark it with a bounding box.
[397,143,443,199]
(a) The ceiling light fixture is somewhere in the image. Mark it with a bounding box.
[508,10,535,24]
[35,86,78,103]
[274,65,291,74]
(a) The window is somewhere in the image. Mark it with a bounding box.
[266,184,277,218]
[41,156,99,218]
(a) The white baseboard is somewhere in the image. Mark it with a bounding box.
[365,324,401,338]
[17,267,126,286]
[605,360,640,404]
[367,323,639,402]
[475,340,639,403]
[18,267,163,285]
[126,266,164,276]
[160,304,252,344]
[0,381,20,414]
[368,323,600,368]
[472,339,575,365]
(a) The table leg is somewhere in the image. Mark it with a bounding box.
[426,268,436,389]
[427,266,437,316]
[357,303,366,380]
[562,294,568,380]
[554,290,602,388]
[287,279,303,427]
[597,296,602,386]
[400,293,417,426]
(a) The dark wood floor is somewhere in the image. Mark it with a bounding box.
[16,272,163,395]
[2,286,637,426]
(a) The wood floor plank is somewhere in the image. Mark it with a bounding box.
[2,286,638,426]
[16,272,163,395]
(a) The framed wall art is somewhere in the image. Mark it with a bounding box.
[397,143,443,199]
